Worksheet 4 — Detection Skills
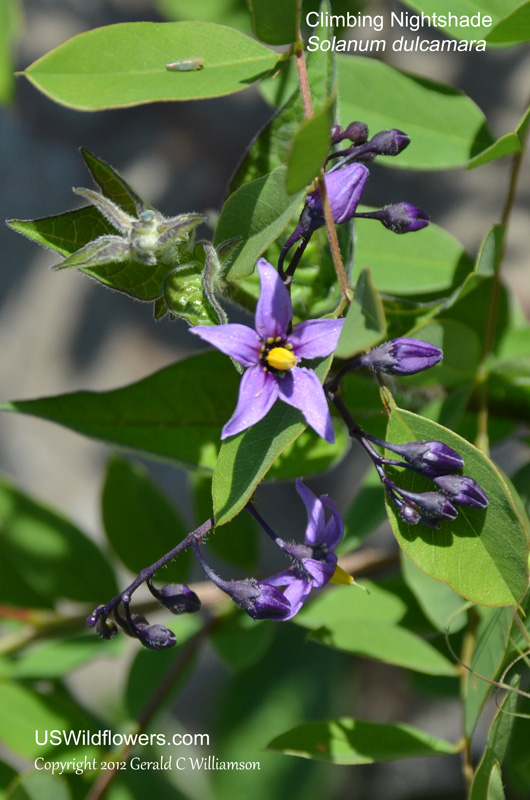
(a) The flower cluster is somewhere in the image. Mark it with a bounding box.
[279,121,429,271]
[193,480,349,621]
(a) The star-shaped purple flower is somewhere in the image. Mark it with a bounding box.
[190,259,345,442]
[265,479,345,620]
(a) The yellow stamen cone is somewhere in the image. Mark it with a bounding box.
[330,564,354,585]
[266,346,297,371]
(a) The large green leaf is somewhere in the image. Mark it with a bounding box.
[0,352,240,469]
[337,56,494,169]
[212,357,337,525]
[401,553,467,633]
[8,208,113,258]
[0,474,117,608]
[156,0,252,35]
[354,215,473,295]
[267,717,456,763]
[248,0,299,44]
[102,456,191,580]
[215,167,304,282]
[23,22,278,110]
[487,0,530,42]
[385,405,529,606]
[285,97,334,194]
[400,0,524,40]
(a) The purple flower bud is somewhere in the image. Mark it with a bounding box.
[356,203,430,234]
[306,162,370,225]
[388,440,464,476]
[399,489,458,520]
[332,121,369,145]
[366,129,410,156]
[149,582,201,614]
[359,338,443,376]
[138,624,177,651]
[86,605,104,628]
[432,474,489,509]
[222,578,292,621]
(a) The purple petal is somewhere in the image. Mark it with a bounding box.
[255,259,292,340]
[288,318,345,359]
[190,324,260,367]
[282,578,312,619]
[221,366,279,438]
[322,496,344,550]
[277,368,334,443]
[326,163,370,223]
[303,556,337,588]
[295,479,326,546]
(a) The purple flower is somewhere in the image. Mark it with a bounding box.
[265,479,345,620]
[190,259,344,442]
[433,474,488,509]
[396,487,458,521]
[359,338,442,376]
[305,163,370,225]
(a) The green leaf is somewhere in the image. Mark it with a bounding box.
[474,225,506,277]
[8,207,113,258]
[248,0,298,44]
[340,469,387,553]
[0,682,98,759]
[212,357,333,525]
[407,319,483,387]
[335,266,386,358]
[467,133,521,169]
[6,773,71,800]
[337,56,494,169]
[267,717,456,763]
[486,0,530,43]
[102,456,191,580]
[155,0,252,35]
[400,0,524,40]
[215,167,304,282]
[265,422,349,481]
[0,474,117,608]
[469,677,519,800]
[0,352,240,469]
[464,606,514,737]
[285,97,333,194]
[7,636,122,680]
[297,581,455,675]
[23,22,278,110]
[81,148,146,216]
[355,215,473,295]
[231,13,334,191]
[385,405,529,606]
[401,553,467,633]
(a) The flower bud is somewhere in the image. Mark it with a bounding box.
[224,578,292,620]
[365,129,410,156]
[359,338,442,376]
[138,624,177,651]
[432,474,488,509]
[398,504,421,525]
[399,489,458,520]
[332,121,369,145]
[150,582,201,614]
[388,440,464,476]
[356,203,430,234]
[306,162,370,225]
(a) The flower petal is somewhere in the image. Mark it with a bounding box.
[322,496,344,550]
[221,365,279,438]
[295,479,326,547]
[303,556,338,588]
[288,318,345,359]
[190,323,260,367]
[278,368,334,443]
[255,259,292,340]
[281,578,312,620]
